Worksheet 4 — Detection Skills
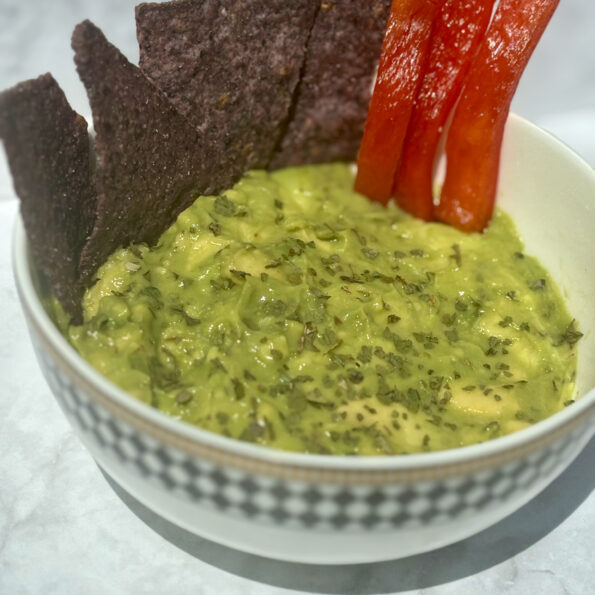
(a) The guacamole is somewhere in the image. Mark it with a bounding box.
[65,164,580,455]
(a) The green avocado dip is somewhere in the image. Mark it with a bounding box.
[63,163,581,455]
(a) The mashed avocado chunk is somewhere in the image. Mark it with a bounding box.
[66,164,579,454]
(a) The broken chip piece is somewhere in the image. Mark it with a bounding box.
[270,0,391,169]
[136,0,319,173]
[0,73,96,322]
[72,20,229,284]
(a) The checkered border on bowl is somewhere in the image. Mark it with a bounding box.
[30,321,589,531]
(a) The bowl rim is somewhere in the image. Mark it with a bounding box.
[12,113,595,483]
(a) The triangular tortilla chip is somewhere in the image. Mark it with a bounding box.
[270,0,391,169]
[135,0,319,172]
[72,20,220,282]
[0,74,96,322]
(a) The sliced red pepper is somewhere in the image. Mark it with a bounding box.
[393,0,496,221]
[354,0,444,204]
[436,0,560,232]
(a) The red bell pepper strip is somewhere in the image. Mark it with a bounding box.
[354,0,444,204]
[393,0,496,221]
[436,0,560,232]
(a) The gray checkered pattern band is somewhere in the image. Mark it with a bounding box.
[35,342,580,531]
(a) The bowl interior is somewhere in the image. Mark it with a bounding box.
[496,114,595,398]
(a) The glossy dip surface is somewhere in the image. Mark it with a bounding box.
[63,164,579,455]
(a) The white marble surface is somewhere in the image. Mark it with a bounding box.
[1,1,594,593]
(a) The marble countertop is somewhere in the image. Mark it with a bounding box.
[1,1,594,593]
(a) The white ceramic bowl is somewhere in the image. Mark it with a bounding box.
[12,114,595,564]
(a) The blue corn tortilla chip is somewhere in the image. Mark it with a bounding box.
[135,0,319,172]
[2,5,391,322]
[0,74,96,322]
[72,20,230,283]
[270,0,391,169]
